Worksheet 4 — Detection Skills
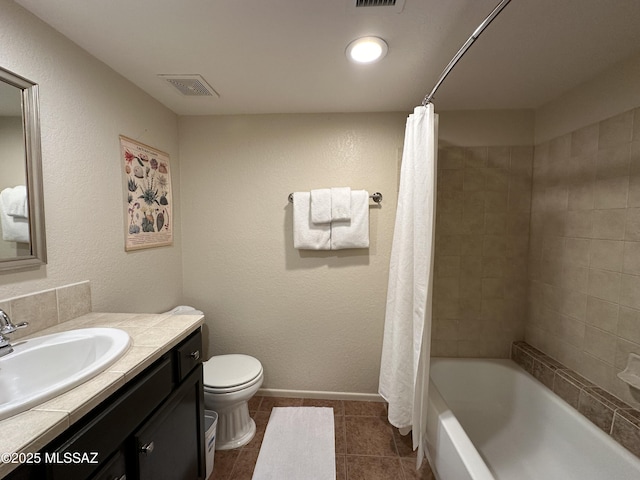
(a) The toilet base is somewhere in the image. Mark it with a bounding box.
[214,400,256,450]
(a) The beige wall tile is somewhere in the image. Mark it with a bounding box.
[559,265,589,293]
[589,239,624,271]
[565,210,592,237]
[510,146,534,177]
[630,141,640,173]
[627,174,640,207]
[599,110,633,148]
[586,296,619,333]
[564,237,591,266]
[440,147,464,169]
[571,123,599,157]
[596,144,631,179]
[438,169,464,191]
[485,168,509,192]
[588,269,621,303]
[626,208,640,241]
[488,146,510,169]
[584,326,617,364]
[465,147,488,168]
[559,314,586,347]
[463,168,485,191]
[568,182,595,211]
[615,338,640,370]
[620,273,640,310]
[435,234,462,256]
[482,278,504,299]
[435,255,461,278]
[559,290,587,321]
[434,145,531,359]
[10,290,58,335]
[485,191,508,212]
[592,209,626,240]
[623,241,640,275]
[618,306,640,344]
[549,134,572,161]
[593,176,629,209]
[56,281,92,323]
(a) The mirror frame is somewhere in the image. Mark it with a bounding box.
[0,66,46,271]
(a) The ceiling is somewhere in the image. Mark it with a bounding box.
[14,0,640,115]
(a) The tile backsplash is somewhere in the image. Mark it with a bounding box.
[0,281,91,340]
[527,107,640,410]
[432,145,533,358]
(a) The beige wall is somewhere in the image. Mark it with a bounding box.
[535,52,640,144]
[0,1,183,313]
[178,113,406,394]
[528,53,640,409]
[439,109,534,147]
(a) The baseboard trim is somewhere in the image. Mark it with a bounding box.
[257,388,384,402]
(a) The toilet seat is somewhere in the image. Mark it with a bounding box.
[203,354,263,394]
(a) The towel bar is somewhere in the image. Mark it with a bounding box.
[288,192,383,204]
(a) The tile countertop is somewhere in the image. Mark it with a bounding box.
[0,311,205,479]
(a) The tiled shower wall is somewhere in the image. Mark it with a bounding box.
[431,145,533,357]
[527,107,640,410]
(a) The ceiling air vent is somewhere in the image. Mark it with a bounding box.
[356,0,396,6]
[351,0,405,13]
[158,74,220,97]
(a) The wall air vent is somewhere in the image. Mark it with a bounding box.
[158,74,220,97]
[351,0,405,13]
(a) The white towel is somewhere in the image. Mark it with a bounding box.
[331,187,351,221]
[0,186,28,218]
[310,188,332,224]
[293,192,331,250]
[0,202,29,243]
[330,190,369,250]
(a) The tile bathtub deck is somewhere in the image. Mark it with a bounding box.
[209,397,435,480]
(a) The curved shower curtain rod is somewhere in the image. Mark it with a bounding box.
[422,0,512,106]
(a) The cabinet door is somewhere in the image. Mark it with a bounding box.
[47,357,173,480]
[135,364,205,480]
[89,450,126,480]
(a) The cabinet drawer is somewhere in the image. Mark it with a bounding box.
[175,329,203,382]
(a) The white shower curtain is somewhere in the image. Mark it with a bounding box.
[379,104,437,467]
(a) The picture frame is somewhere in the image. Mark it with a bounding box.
[120,135,173,251]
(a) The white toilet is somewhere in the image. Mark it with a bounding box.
[203,353,264,450]
[164,306,264,451]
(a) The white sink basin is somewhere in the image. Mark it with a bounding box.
[0,328,131,421]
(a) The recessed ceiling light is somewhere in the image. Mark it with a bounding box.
[346,36,388,64]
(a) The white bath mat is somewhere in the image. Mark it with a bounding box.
[252,406,336,480]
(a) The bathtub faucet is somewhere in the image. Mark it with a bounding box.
[0,309,28,358]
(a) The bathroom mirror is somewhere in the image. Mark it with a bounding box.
[0,66,46,271]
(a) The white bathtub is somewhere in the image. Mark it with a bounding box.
[426,358,640,480]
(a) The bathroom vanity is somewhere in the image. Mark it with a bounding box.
[0,313,206,480]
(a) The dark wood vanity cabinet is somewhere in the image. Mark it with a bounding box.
[5,328,206,480]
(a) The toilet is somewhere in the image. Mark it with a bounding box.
[164,306,264,451]
[203,354,264,450]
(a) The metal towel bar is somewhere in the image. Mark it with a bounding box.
[287,192,383,204]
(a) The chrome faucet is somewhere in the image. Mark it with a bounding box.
[0,309,28,357]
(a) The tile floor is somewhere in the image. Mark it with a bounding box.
[209,396,435,480]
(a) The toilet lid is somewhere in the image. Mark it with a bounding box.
[203,354,262,388]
